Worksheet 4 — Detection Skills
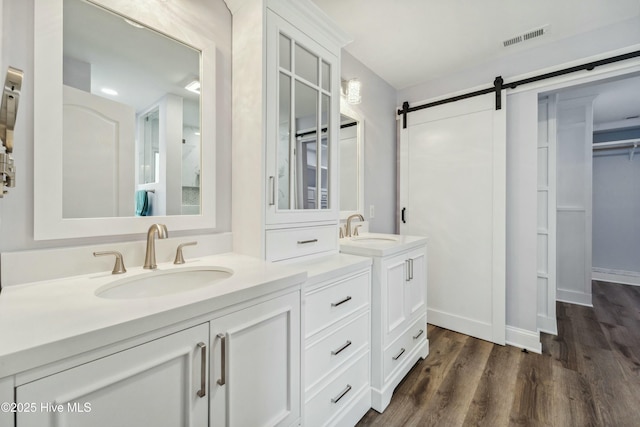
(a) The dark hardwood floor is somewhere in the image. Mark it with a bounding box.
[357,281,640,426]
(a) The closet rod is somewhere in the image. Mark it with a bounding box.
[592,138,640,150]
[398,49,640,129]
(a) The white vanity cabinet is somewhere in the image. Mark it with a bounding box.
[228,0,351,262]
[302,257,372,427]
[210,291,301,427]
[371,244,428,412]
[16,323,209,427]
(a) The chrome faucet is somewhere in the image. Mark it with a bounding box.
[345,214,365,237]
[144,224,168,269]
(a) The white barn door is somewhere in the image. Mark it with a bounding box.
[399,93,506,345]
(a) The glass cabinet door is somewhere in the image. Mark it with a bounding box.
[267,11,338,224]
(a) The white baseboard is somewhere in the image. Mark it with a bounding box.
[505,326,542,354]
[592,268,640,287]
[537,315,557,336]
[557,289,593,307]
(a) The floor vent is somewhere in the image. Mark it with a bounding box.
[503,25,548,47]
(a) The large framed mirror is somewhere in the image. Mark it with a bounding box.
[34,0,216,239]
[339,98,364,220]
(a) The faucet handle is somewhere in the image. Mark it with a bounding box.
[353,225,362,236]
[339,226,345,239]
[174,241,198,265]
[94,251,127,274]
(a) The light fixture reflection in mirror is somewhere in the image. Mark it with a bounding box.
[62,0,201,218]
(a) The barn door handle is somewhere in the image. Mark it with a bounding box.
[401,207,406,223]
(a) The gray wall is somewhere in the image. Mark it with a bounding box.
[593,151,640,273]
[341,51,397,233]
[0,0,232,252]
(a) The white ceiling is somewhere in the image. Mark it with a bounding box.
[312,0,640,91]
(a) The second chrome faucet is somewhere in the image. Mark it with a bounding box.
[144,223,168,269]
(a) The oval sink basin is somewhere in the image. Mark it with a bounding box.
[95,267,233,299]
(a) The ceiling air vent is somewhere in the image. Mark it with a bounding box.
[503,25,548,47]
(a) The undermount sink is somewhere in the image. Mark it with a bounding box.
[95,267,233,299]
[350,236,398,242]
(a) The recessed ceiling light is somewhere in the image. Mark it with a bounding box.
[185,80,200,94]
[194,131,201,136]
[101,88,118,96]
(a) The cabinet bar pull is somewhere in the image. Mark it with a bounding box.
[392,348,406,360]
[331,384,352,404]
[405,260,410,282]
[196,342,206,398]
[216,333,226,386]
[269,176,275,206]
[331,340,352,356]
[331,296,352,307]
[413,329,424,340]
[409,258,414,280]
[297,238,318,244]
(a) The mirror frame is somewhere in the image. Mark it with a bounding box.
[339,97,364,220]
[34,0,216,240]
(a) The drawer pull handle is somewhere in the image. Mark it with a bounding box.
[331,340,352,356]
[331,296,352,307]
[393,348,406,360]
[405,259,410,282]
[297,238,318,245]
[413,329,424,340]
[196,342,206,398]
[331,384,352,404]
[409,258,414,280]
[217,333,226,386]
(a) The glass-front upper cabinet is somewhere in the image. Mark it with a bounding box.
[266,11,339,225]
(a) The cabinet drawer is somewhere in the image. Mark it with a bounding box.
[266,225,337,261]
[383,315,427,381]
[305,353,369,427]
[305,272,370,337]
[305,312,369,390]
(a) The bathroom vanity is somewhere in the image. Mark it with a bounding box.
[0,254,306,427]
[340,233,429,412]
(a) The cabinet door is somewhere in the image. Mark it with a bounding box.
[210,291,301,427]
[17,324,209,427]
[381,252,410,342]
[406,246,427,318]
[265,10,339,225]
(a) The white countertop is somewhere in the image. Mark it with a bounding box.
[339,233,427,257]
[0,253,306,378]
[289,252,372,287]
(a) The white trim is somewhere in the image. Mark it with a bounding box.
[34,0,217,240]
[492,91,507,345]
[505,326,542,354]
[537,315,558,336]
[592,268,640,287]
[557,289,593,307]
